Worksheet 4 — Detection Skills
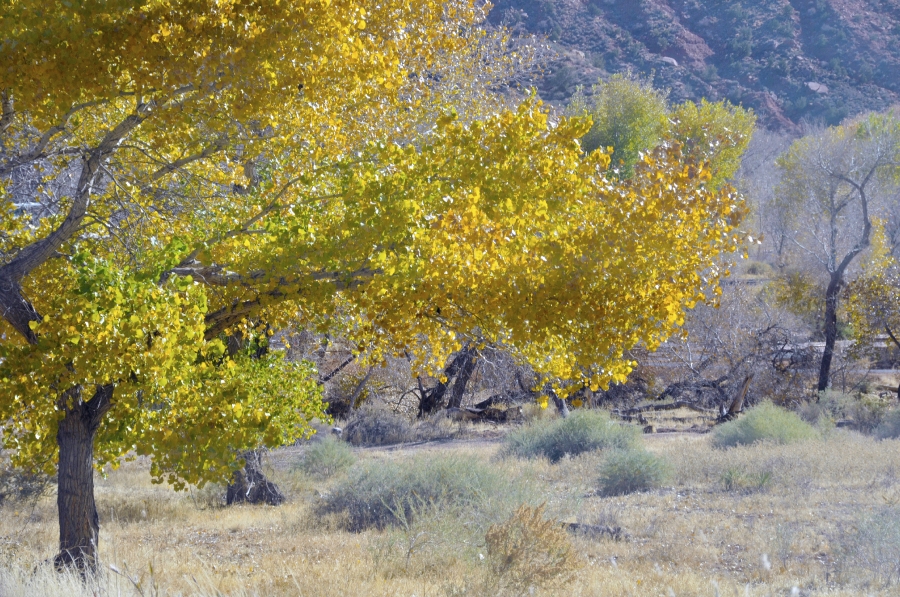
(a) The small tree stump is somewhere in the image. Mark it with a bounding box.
[226,450,285,506]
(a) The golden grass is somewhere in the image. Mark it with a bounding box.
[2,429,900,596]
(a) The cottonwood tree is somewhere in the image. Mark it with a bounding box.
[1,1,746,569]
[774,112,900,392]
[567,73,755,185]
[845,230,900,397]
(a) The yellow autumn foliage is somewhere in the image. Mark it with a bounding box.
[0,1,749,492]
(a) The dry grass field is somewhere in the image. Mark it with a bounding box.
[2,422,900,596]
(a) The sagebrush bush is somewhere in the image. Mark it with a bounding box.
[597,449,670,496]
[876,409,900,440]
[485,504,582,595]
[833,506,900,587]
[801,390,890,433]
[503,409,639,462]
[0,455,51,506]
[341,406,416,446]
[295,436,356,479]
[712,401,819,448]
[341,406,460,447]
[318,455,532,532]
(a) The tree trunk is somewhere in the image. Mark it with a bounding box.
[553,397,570,418]
[226,450,285,506]
[417,348,471,417]
[543,384,569,418]
[447,348,478,409]
[54,385,114,571]
[817,277,841,393]
[886,326,900,401]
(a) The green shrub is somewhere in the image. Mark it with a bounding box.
[503,410,640,463]
[876,409,900,440]
[597,449,670,496]
[318,455,531,532]
[295,436,356,479]
[712,401,819,448]
[800,390,892,433]
[720,467,772,493]
[799,389,854,427]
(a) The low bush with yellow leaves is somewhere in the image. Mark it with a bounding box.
[484,504,583,595]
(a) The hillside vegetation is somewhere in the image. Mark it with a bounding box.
[491,0,900,130]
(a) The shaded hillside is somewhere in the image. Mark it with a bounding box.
[490,0,900,131]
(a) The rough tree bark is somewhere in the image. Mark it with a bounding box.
[817,277,842,393]
[225,450,285,506]
[446,347,478,409]
[54,384,114,571]
[417,346,477,417]
[223,335,285,506]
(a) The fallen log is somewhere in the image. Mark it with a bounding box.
[444,406,523,423]
[616,401,717,416]
[562,522,627,541]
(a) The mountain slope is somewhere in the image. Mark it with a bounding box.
[490,0,900,131]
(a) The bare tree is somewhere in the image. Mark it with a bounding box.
[774,112,900,392]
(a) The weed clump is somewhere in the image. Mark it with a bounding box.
[485,504,582,595]
[875,409,900,440]
[801,389,891,433]
[597,449,670,496]
[295,436,356,479]
[503,409,639,462]
[318,455,530,532]
[712,401,818,448]
[833,506,900,587]
[719,467,772,493]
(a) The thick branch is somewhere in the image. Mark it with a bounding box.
[0,109,147,342]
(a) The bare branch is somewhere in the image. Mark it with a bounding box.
[0,99,109,177]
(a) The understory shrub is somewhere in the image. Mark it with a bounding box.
[295,436,356,479]
[341,407,416,446]
[0,454,51,506]
[719,467,772,493]
[833,506,900,587]
[341,406,461,447]
[875,409,900,440]
[503,409,639,462]
[712,401,819,448]
[801,390,891,433]
[485,504,583,595]
[318,455,533,532]
[597,449,670,496]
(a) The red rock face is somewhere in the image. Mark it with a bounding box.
[490,0,900,131]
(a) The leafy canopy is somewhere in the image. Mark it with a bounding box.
[0,1,749,487]
[568,72,755,185]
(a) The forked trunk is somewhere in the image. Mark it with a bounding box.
[54,385,113,571]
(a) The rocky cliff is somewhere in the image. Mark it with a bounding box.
[490,0,900,131]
